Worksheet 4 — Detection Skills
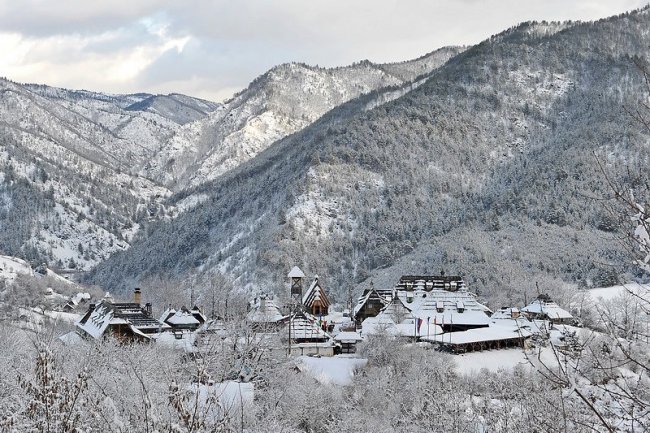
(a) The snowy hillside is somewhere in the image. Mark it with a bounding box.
[89,12,650,304]
[0,47,464,271]
[0,79,221,270]
[145,47,464,190]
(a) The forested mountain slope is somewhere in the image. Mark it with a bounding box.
[87,8,650,305]
[0,80,218,270]
[0,48,462,272]
[144,47,463,190]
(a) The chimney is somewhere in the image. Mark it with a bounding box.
[134,288,142,305]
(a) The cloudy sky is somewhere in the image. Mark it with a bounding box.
[0,0,646,102]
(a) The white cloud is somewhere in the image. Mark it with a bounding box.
[0,0,647,100]
[0,28,189,93]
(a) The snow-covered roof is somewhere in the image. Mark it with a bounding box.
[58,331,85,345]
[166,309,201,326]
[361,315,443,338]
[76,303,117,339]
[287,312,331,341]
[396,275,466,291]
[76,300,163,339]
[287,266,305,278]
[68,292,91,306]
[490,307,524,320]
[422,325,532,345]
[333,331,363,343]
[521,298,573,320]
[379,297,414,321]
[247,297,285,323]
[395,289,491,327]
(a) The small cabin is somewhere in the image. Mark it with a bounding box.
[246,296,286,331]
[283,312,335,356]
[353,287,389,326]
[160,306,202,332]
[521,294,573,325]
[334,331,363,354]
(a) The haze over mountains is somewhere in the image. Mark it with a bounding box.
[2,8,650,306]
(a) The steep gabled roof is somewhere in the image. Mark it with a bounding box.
[522,296,573,320]
[247,297,285,323]
[353,287,388,316]
[287,266,305,278]
[165,307,201,326]
[302,276,330,309]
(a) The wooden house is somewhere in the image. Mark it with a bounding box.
[396,275,466,292]
[283,312,336,356]
[76,289,164,341]
[246,295,287,331]
[390,275,491,332]
[334,331,363,354]
[521,294,574,324]
[353,287,389,326]
[160,306,202,332]
[302,276,331,317]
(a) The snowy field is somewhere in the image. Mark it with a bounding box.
[453,346,559,376]
[587,282,649,302]
[453,348,531,375]
[297,355,367,385]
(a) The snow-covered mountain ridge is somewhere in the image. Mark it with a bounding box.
[0,78,220,270]
[145,46,464,190]
[0,46,464,271]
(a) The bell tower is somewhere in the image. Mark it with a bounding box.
[287,266,305,302]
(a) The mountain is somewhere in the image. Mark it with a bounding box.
[87,8,650,306]
[0,80,219,270]
[124,93,221,125]
[144,47,463,190]
[0,47,463,272]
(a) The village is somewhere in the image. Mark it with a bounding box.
[3,258,646,431]
[61,266,578,359]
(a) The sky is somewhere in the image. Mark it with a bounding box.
[0,0,647,102]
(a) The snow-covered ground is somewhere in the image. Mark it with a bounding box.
[587,282,649,302]
[0,255,34,280]
[297,355,367,386]
[453,346,559,376]
[453,348,531,375]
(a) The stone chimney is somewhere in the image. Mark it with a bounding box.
[134,288,142,305]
